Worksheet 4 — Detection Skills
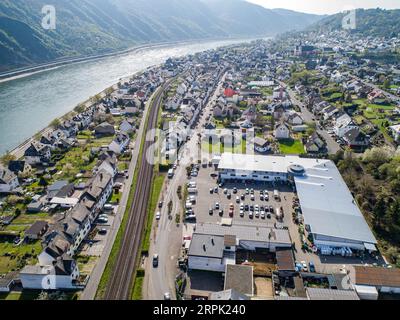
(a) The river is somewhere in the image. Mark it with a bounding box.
[0,39,249,155]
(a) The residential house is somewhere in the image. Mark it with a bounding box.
[119,119,135,134]
[24,143,51,166]
[389,124,400,142]
[305,133,326,154]
[343,128,369,151]
[80,170,113,221]
[286,113,303,126]
[275,123,290,140]
[94,122,115,138]
[25,221,49,240]
[8,160,32,176]
[334,113,358,138]
[20,254,80,290]
[252,137,271,153]
[108,132,130,155]
[0,167,19,193]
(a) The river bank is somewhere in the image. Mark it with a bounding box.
[0,38,254,155]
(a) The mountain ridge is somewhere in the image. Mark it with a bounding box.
[0,0,323,71]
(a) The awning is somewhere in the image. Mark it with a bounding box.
[364,243,377,251]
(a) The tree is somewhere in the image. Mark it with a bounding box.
[50,118,61,129]
[0,152,16,166]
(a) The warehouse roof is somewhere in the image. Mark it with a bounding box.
[224,264,254,296]
[188,234,224,259]
[306,288,360,300]
[294,160,377,246]
[218,153,376,247]
[195,222,291,245]
[354,266,400,288]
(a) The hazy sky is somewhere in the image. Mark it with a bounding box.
[247,0,400,14]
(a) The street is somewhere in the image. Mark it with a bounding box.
[143,73,226,300]
[281,81,342,155]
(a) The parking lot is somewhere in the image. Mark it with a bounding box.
[80,206,118,256]
[189,164,297,226]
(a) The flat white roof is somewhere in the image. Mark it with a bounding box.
[218,153,377,245]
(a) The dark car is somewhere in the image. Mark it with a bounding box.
[153,254,159,268]
[98,228,107,235]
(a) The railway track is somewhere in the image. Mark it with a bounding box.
[104,81,170,300]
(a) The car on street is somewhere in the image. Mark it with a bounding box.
[153,254,159,268]
[209,207,213,215]
[156,211,161,220]
[98,228,107,235]
[164,292,171,300]
[219,209,224,216]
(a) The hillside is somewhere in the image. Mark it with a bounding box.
[310,8,400,38]
[0,0,322,72]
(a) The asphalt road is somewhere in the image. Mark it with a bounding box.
[143,72,227,300]
[281,82,342,155]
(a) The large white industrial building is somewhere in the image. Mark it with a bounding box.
[217,153,377,252]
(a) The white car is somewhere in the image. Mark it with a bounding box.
[156,211,161,220]
[260,211,265,219]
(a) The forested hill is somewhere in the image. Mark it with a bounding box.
[309,8,400,38]
[0,0,322,71]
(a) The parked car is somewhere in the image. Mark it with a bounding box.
[233,187,238,194]
[153,254,159,267]
[98,228,107,235]
[301,261,308,272]
[209,208,213,215]
[309,261,316,273]
[209,188,214,194]
[215,202,220,210]
[97,217,108,224]
[158,201,163,208]
[156,211,161,220]
[164,292,171,300]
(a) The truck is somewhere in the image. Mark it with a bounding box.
[273,189,280,201]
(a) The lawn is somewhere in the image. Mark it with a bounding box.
[131,269,145,300]
[0,240,42,273]
[278,139,305,155]
[202,139,246,154]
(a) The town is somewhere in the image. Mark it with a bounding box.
[1,29,400,301]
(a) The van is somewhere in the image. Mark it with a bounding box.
[188,188,198,194]
[273,189,280,201]
[168,169,174,178]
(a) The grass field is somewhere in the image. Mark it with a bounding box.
[201,139,246,154]
[278,139,305,155]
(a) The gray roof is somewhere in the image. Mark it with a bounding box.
[224,264,253,296]
[294,160,377,245]
[195,222,291,245]
[218,153,376,245]
[209,289,250,300]
[188,234,224,259]
[306,288,360,300]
